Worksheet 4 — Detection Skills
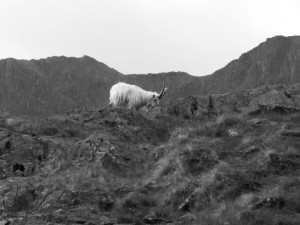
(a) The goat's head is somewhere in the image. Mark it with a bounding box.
[147,80,168,107]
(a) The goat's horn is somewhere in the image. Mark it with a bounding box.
[158,79,166,99]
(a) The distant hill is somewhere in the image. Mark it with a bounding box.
[0,56,122,115]
[176,35,300,97]
[0,35,299,115]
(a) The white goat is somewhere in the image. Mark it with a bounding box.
[109,81,167,110]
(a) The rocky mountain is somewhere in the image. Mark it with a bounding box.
[0,56,123,115]
[0,56,192,115]
[0,35,299,115]
[176,35,300,97]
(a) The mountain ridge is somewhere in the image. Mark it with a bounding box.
[0,35,299,115]
[174,35,300,98]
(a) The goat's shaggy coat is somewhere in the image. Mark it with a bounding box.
[109,82,166,109]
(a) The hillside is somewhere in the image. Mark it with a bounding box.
[0,35,299,115]
[0,56,122,115]
[177,35,300,97]
[0,83,299,224]
[0,56,193,115]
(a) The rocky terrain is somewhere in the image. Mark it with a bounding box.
[0,35,299,115]
[0,83,299,225]
[176,35,300,98]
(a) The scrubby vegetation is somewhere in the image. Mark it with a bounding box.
[0,105,299,224]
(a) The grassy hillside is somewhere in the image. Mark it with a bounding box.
[0,84,299,224]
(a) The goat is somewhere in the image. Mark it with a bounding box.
[109,80,167,110]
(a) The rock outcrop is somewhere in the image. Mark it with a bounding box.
[168,83,300,118]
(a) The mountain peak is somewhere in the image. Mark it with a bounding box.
[266,35,300,41]
[81,55,98,62]
[175,35,300,97]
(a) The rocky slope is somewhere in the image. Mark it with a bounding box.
[168,83,300,119]
[0,35,299,115]
[0,56,122,115]
[176,35,300,98]
[0,83,300,224]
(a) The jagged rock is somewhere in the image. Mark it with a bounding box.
[0,180,38,212]
[167,95,220,119]
[168,83,300,118]
[250,197,285,210]
[256,104,300,114]
[281,129,300,137]
[248,118,275,125]
[240,146,260,159]
[0,134,46,177]
[249,89,295,109]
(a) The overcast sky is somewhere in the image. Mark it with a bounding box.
[0,0,299,76]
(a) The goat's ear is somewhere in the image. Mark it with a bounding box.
[162,88,168,96]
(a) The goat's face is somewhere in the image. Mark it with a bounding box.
[147,86,168,108]
[147,95,161,108]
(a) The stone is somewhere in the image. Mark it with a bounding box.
[248,118,273,125]
[241,146,260,159]
[281,129,300,137]
[250,197,285,210]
